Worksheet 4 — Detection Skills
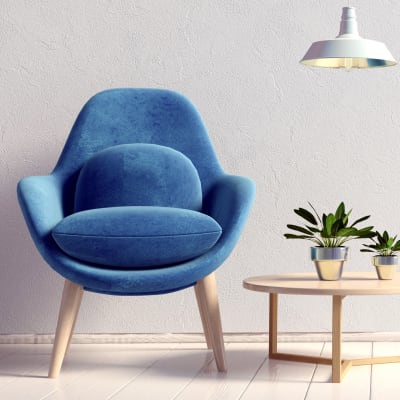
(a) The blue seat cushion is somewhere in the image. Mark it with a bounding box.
[52,206,222,268]
[74,143,203,212]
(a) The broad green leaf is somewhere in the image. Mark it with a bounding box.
[377,232,385,245]
[363,232,377,238]
[356,228,376,238]
[284,234,315,240]
[307,202,322,224]
[286,224,314,235]
[346,209,352,221]
[335,202,345,220]
[337,227,357,237]
[294,208,318,225]
[322,214,327,235]
[383,231,389,243]
[350,215,370,227]
[306,225,321,233]
[362,244,376,249]
[331,220,343,236]
[325,213,336,237]
[356,226,374,233]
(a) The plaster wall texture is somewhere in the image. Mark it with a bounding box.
[2,0,400,335]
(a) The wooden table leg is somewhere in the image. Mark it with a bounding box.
[332,295,345,383]
[266,292,356,382]
[269,293,278,356]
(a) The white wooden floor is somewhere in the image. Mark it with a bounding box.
[1,341,400,399]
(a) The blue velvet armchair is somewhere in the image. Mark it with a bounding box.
[17,88,255,378]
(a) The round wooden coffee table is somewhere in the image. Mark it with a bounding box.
[243,272,400,383]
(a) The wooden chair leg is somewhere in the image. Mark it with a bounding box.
[64,300,80,357]
[194,282,213,349]
[195,272,227,372]
[48,279,84,378]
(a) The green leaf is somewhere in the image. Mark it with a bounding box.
[306,225,321,233]
[331,220,342,236]
[335,202,345,220]
[355,228,376,238]
[307,202,322,224]
[360,249,374,252]
[377,232,385,245]
[286,224,314,235]
[362,244,376,249]
[383,231,389,243]
[343,209,352,228]
[336,227,357,237]
[350,215,370,227]
[324,213,336,237]
[294,208,318,225]
[284,234,315,240]
[356,226,374,234]
[364,232,377,239]
[321,214,327,236]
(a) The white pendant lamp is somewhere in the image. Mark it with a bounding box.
[300,6,397,68]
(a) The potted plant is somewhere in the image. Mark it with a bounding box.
[284,202,375,281]
[361,230,400,280]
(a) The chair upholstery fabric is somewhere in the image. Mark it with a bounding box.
[17,88,255,295]
[52,206,222,268]
[74,143,202,212]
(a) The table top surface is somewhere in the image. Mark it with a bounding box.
[243,272,400,296]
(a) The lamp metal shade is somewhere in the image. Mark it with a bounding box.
[300,7,397,68]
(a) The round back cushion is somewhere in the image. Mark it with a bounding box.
[74,143,202,212]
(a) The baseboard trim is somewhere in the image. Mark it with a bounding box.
[2,332,400,345]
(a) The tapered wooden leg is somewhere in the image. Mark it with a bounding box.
[48,279,84,378]
[194,284,213,349]
[195,273,226,372]
[332,295,345,383]
[269,293,278,356]
[65,300,80,356]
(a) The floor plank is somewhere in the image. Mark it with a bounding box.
[174,343,268,400]
[306,342,372,400]
[370,342,400,400]
[108,343,215,399]
[0,344,176,400]
[0,345,52,392]
[240,342,324,400]
[1,341,400,400]
[41,343,177,400]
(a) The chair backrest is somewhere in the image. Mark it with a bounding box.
[53,89,224,200]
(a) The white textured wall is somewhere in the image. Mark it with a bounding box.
[2,0,400,335]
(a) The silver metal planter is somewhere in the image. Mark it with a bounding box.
[311,247,349,281]
[372,255,398,280]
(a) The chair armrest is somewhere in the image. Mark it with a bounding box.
[203,174,256,245]
[17,174,65,249]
